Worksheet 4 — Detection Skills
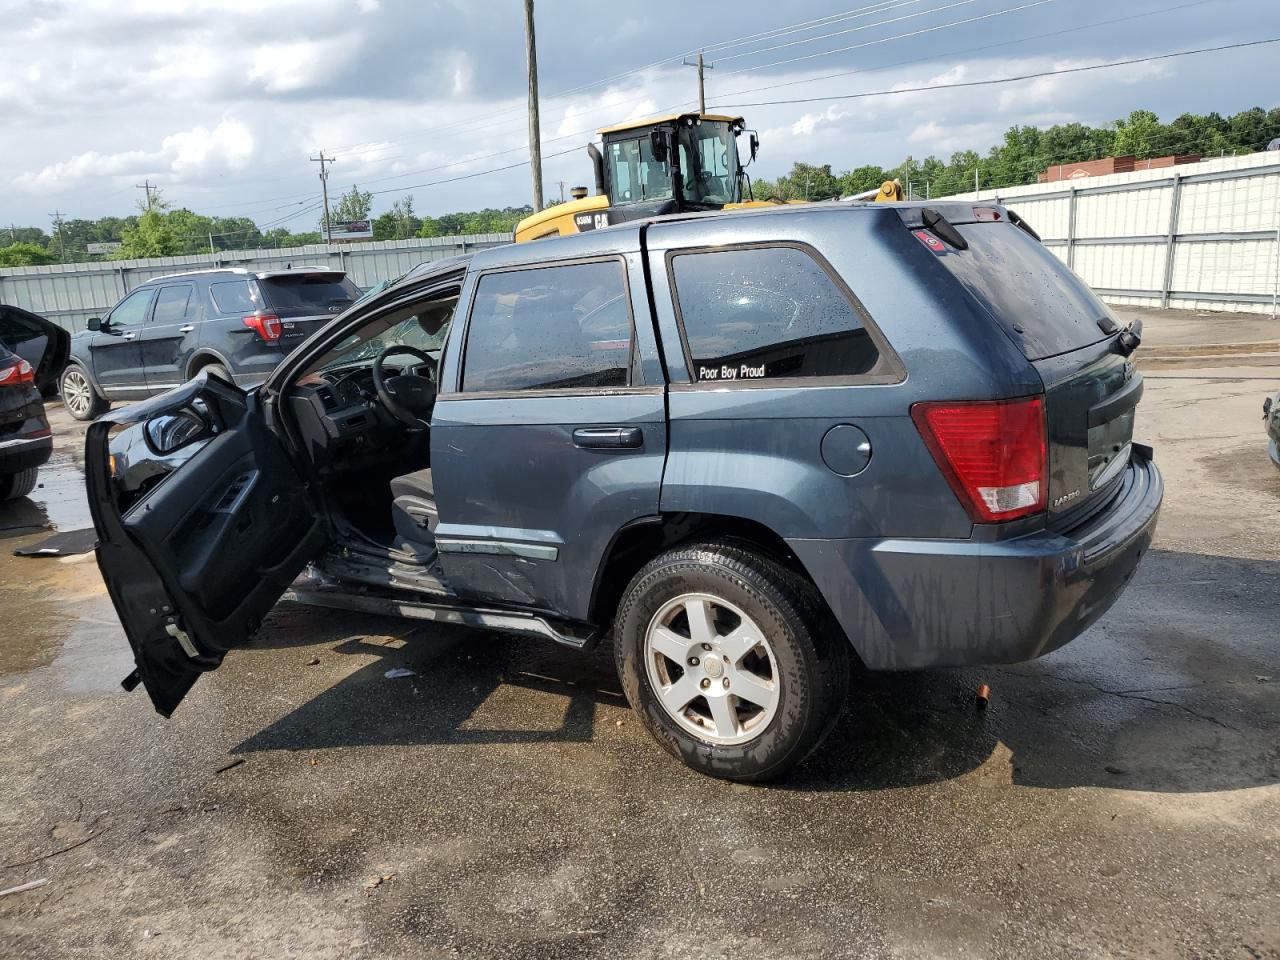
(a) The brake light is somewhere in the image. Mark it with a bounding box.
[243,313,282,341]
[0,356,35,386]
[911,397,1047,522]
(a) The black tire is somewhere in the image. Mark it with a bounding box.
[60,364,109,421]
[614,540,849,782]
[0,467,39,501]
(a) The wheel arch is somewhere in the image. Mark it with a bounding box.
[588,512,830,632]
[61,357,106,398]
[185,348,233,380]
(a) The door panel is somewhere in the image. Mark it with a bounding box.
[431,392,666,618]
[92,287,154,395]
[87,375,326,715]
[140,283,196,392]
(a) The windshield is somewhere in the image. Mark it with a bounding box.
[675,121,740,205]
[259,274,360,319]
[306,294,458,375]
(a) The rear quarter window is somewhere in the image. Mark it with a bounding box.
[941,222,1113,361]
[209,280,260,315]
[669,245,888,384]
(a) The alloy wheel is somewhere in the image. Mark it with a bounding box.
[644,592,780,746]
[62,370,92,418]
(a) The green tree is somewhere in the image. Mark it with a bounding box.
[116,197,180,259]
[1112,109,1162,159]
[0,242,58,266]
[330,185,373,228]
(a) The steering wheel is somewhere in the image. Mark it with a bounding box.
[372,345,438,429]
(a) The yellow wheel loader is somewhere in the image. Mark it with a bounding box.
[515,112,904,242]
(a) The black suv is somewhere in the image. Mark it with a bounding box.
[89,201,1161,781]
[60,267,360,420]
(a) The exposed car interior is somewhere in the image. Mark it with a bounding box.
[284,286,459,569]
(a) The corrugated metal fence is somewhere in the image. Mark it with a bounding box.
[0,233,513,332]
[940,151,1280,315]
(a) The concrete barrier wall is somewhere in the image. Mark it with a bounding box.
[0,233,513,332]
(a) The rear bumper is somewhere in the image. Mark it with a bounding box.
[0,433,53,474]
[789,450,1163,670]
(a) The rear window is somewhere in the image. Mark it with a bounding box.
[209,280,260,314]
[258,274,359,319]
[670,245,881,383]
[939,222,1113,361]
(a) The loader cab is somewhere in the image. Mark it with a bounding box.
[600,113,749,212]
[513,114,755,242]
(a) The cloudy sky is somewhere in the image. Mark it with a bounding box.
[3,0,1276,231]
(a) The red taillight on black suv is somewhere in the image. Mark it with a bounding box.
[243,313,283,341]
[911,396,1048,522]
[0,356,35,387]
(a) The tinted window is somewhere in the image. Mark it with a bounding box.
[258,274,360,318]
[209,280,260,314]
[108,288,155,328]
[671,246,879,382]
[939,222,1111,361]
[463,261,631,393]
[151,285,192,324]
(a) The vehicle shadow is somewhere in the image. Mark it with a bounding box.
[234,548,1279,795]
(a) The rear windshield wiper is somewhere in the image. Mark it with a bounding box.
[1007,209,1041,243]
[920,208,968,250]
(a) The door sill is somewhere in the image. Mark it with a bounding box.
[282,577,597,651]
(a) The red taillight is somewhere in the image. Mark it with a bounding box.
[0,356,35,386]
[243,313,282,341]
[911,397,1047,523]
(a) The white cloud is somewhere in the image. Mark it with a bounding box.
[248,38,356,93]
[17,118,256,192]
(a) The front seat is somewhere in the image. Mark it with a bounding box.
[390,468,438,557]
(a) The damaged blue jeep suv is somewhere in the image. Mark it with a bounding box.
[88,200,1161,781]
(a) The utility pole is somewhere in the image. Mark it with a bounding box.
[682,51,712,114]
[310,152,336,243]
[556,180,566,203]
[135,180,156,211]
[49,211,67,262]
[523,0,544,212]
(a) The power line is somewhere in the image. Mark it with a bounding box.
[710,0,1218,101]
[714,36,1280,108]
[713,0,979,65]
[719,0,1058,77]
[365,144,585,199]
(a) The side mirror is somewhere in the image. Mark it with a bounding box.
[144,406,213,456]
[87,317,103,332]
[749,132,760,162]
[649,129,669,163]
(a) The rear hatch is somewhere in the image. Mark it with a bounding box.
[900,203,1140,524]
[255,271,360,348]
[0,304,70,395]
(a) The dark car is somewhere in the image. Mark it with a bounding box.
[60,266,360,421]
[88,201,1161,781]
[0,306,67,499]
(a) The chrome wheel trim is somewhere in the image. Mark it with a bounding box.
[62,369,92,417]
[644,592,780,747]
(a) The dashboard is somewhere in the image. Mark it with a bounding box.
[286,362,430,468]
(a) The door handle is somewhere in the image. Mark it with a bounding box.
[179,325,195,334]
[573,427,644,449]
[122,331,136,341]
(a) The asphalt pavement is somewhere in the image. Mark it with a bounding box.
[1,325,1277,959]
